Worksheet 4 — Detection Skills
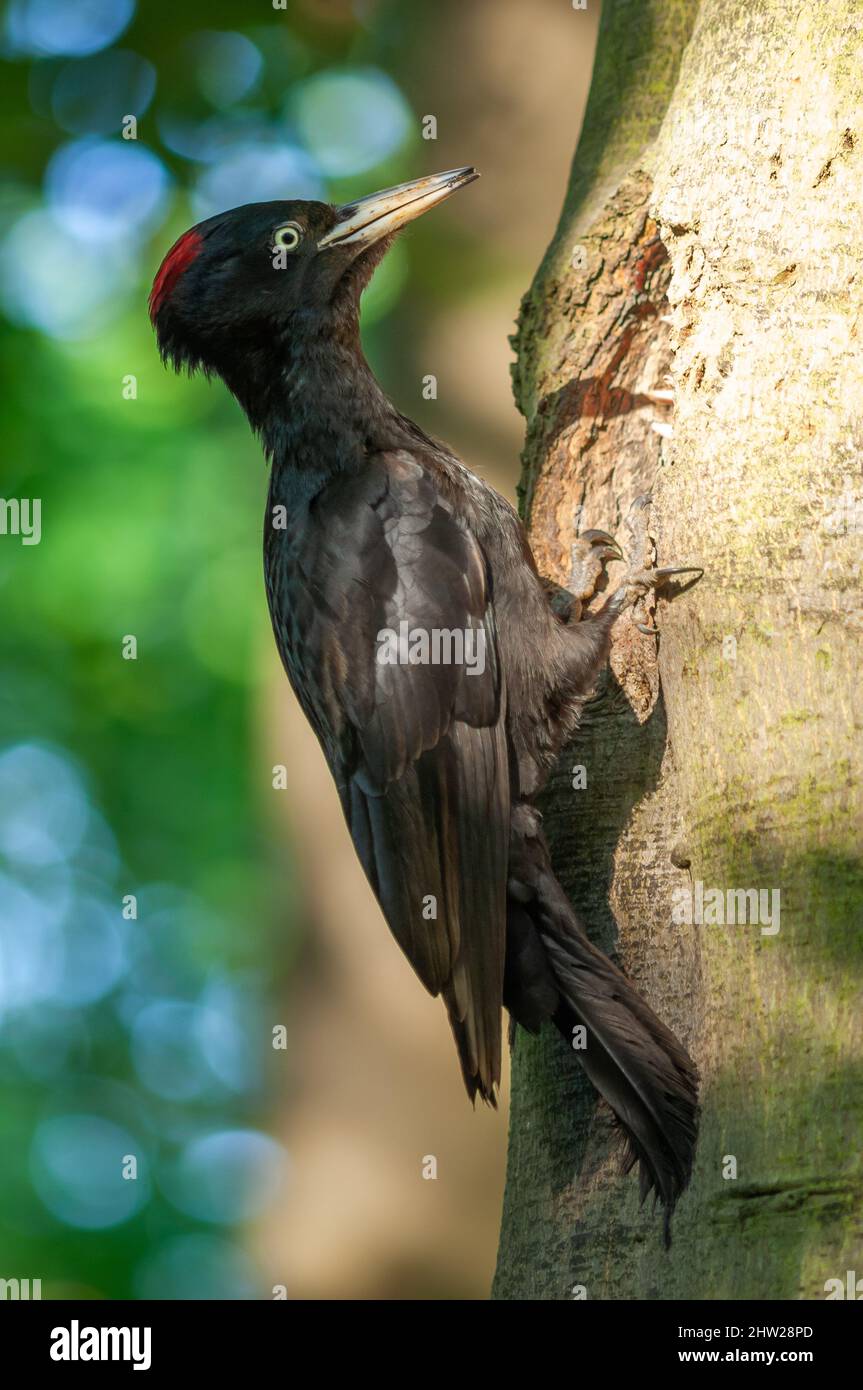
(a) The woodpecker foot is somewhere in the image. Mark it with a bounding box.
[622,564,703,619]
[616,496,702,632]
[623,495,658,631]
[567,528,624,615]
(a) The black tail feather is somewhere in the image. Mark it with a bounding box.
[543,902,698,1239]
[508,817,699,1242]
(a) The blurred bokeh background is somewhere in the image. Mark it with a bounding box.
[0,0,596,1299]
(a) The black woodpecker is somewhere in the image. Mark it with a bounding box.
[150,167,699,1239]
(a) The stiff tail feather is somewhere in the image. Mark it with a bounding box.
[512,823,698,1244]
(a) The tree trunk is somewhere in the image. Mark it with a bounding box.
[494,0,863,1300]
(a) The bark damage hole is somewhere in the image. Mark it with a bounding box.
[519,173,679,609]
[547,221,675,445]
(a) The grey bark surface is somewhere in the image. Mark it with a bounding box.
[493,0,863,1300]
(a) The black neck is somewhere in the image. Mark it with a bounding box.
[220,303,400,485]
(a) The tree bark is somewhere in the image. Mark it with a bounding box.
[494,0,863,1300]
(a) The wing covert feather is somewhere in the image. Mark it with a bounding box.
[289,450,509,1098]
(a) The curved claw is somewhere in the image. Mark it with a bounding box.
[637,621,660,637]
[580,528,624,562]
[652,565,704,585]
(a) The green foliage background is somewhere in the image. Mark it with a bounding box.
[0,0,493,1299]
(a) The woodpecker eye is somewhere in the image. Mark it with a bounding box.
[273,223,302,251]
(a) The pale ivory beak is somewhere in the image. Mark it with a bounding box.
[317,167,479,249]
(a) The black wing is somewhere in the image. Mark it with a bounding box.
[271,449,509,1100]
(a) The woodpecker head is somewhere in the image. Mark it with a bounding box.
[149,166,478,376]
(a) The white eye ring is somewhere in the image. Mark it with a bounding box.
[273,223,302,251]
